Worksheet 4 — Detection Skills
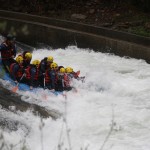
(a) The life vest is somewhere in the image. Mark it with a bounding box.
[1,42,14,59]
[45,70,50,83]
[25,66,31,79]
[64,73,70,87]
[34,68,39,80]
[26,65,39,80]
[10,63,23,78]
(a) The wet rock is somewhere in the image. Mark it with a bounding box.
[101,23,113,27]
[145,22,150,30]
[115,13,121,17]
[89,9,95,14]
[127,21,144,26]
[86,2,92,6]
[71,13,87,20]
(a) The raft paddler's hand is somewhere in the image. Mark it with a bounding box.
[14,80,18,84]
[30,86,33,90]
[49,89,55,92]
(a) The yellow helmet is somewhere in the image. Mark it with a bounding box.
[47,56,53,62]
[16,56,23,64]
[50,62,58,69]
[66,67,73,73]
[60,68,65,73]
[25,52,32,59]
[32,60,40,67]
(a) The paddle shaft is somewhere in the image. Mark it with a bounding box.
[16,73,25,86]
[43,75,46,89]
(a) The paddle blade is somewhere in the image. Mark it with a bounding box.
[76,70,80,76]
[74,70,80,78]
[12,86,18,93]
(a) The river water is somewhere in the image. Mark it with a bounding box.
[0,44,150,150]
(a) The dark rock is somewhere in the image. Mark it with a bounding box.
[89,9,95,14]
[71,14,87,20]
[0,86,61,119]
[145,22,150,30]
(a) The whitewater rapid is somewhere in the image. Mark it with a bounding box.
[1,46,150,150]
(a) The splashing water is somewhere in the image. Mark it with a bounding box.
[1,45,150,150]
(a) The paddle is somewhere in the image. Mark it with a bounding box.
[76,70,80,76]
[43,75,46,89]
[42,74,48,100]
[12,73,25,93]
[74,70,85,82]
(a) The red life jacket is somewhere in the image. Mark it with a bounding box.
[10,63,23,78]
[25,66,31,79]
[1,42,14,59]
[64,73,70,87]
[25,65,39,80]
[34,69,39,80]
[45,70,50,83]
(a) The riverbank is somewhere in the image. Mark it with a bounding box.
[0,0,150,37]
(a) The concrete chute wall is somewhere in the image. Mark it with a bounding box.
[0,10,150,62]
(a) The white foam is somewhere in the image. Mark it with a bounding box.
[1,45,150,150]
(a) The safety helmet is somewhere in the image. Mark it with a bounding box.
[16,56,23,64]
[6,34,16,41]
[47,56,53,62]
[60,68,65,73]
[25,52,32,59]
[32,60,40,67]
[65,67,73,73]
[50,62,58,69]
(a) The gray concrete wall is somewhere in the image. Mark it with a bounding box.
[0,10,150,63]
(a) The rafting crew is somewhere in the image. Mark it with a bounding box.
[9,56,84,91]
[0,34,84,91]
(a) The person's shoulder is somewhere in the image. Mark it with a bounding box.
[0,42,6,47]
[30,66,36,72]
[13,63,20,68]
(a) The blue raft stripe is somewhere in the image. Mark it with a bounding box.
[0,60,62,95]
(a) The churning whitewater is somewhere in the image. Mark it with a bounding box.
[1,46,150,150]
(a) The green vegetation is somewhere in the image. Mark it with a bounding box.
[0,0,149,37]
[129,26,150,37]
